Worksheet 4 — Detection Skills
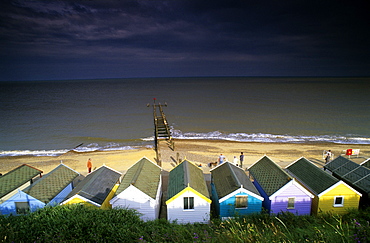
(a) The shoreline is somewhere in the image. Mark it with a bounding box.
[1,139,369,176]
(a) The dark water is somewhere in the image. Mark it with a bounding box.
[1,77,369,156]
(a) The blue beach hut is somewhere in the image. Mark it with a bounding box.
[211,162,263,219]
[0,164,43,215]
[0,163,79,215]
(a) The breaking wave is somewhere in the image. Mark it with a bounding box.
[169,129,370,144]
[1,130,369,157]
[0,143,153,157]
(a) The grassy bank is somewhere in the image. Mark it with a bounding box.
[1,205,369,242]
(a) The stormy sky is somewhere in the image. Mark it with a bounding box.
[0,0,369,81]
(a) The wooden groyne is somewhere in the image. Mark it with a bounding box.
[148,99,174,166]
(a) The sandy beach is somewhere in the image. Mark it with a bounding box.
[1,139,369,176]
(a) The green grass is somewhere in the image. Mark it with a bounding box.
[1,205,369,242]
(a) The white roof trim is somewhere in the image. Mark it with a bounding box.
[210,161,243,172]
[93,164,122,175]
[61,194,101,207]
[360,158,370,165]
[219,187,264,203]
[58,162,80,175]
[125,156,162,172]
[111,184,158,203]
[318,180,362,197]
[110,184,150,204]
[270,179,314,199]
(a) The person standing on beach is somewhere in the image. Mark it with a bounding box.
[218,154,226,165]
[325,150,332,164]
[87,158,92,173]
[239,152,244,168]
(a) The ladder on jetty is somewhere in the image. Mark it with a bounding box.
[148,98,174,165]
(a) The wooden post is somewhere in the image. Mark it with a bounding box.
[152,99,161,166]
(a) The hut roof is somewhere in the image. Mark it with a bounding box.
[115,157,161,199]
[23,163,79,204]
[324,156,370,194]
[360,158,370,169]
[286,157,338,195]
[248,156,292,196]
[167,160,209,200]
[0,164,43,198]
[211,162,260,199]
[64,165,121,205]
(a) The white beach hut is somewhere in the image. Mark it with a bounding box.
[166,159,211,224]
[110,157,162,221]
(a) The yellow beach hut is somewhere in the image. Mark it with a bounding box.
[325,156,370,208]
[61,165,121,209]
[286,157,361,215]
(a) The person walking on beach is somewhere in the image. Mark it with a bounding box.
[87,158,92,173]
[239,152,244,168]
[325,150,332,164]
[218,154,226,165]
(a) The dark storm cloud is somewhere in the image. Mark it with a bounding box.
[0,0,369,80]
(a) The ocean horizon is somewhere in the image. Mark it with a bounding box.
[1,76,369,157]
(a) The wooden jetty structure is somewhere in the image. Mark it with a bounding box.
[148,98,174,166]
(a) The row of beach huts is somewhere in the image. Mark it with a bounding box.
[1,155,369,223]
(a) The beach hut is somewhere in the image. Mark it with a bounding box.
[166,159,211,224]
[0,163,79,215]
[61,165,121,209]
[248,156,313,215]
[110,157,162,221]
[324,156,369,208]
[0,164,43,215]
[286,157,361,215]
[210,162,263,219]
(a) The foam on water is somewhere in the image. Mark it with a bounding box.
[170,129,370,144]
[0,143,152,157]
[1,129,369,157]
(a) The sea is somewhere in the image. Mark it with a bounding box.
[1,77,369,157]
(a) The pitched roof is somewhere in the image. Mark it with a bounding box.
[115,157,161,199]
[360,158,370,169]
[211,162,260,199]
[325,156,359,175]
[23,163,79,204]
[324,156,370,194]
[167,160,209,200]
[286,157,339,195]
[64,165,121,205]
[0,164,43,198]
[248,156,292,196]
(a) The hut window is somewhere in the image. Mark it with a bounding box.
[235,195,248,208]
[287,197,295,209]
[334,196,344,207]
[15,202,30,215]
[184,197,194,210]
